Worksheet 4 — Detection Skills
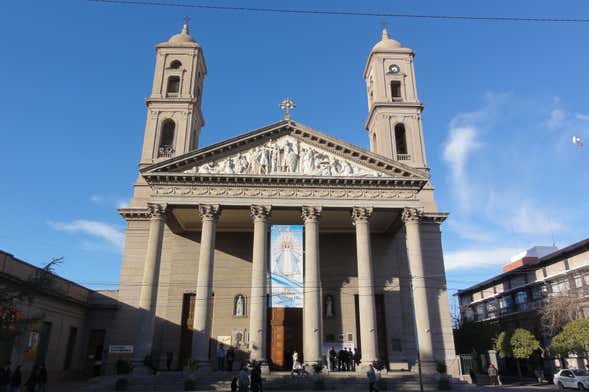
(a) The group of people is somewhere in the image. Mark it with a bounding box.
[231,362,263,392]
[327,347,360,372]
[216,343,236,371]
[0,362,48,392]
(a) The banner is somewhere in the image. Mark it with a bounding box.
[270,225,303,307]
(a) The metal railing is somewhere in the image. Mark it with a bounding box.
[158,145,175,158]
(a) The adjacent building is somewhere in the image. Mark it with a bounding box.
[456,238,589,336]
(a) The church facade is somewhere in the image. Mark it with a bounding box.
[108,24,457,374]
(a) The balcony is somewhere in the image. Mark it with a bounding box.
[397,154,411,161]
[158,145,175,158]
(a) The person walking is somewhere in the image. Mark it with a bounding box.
[216,343,226,371]
[0,362,11,392]
[37,364,47,392]
[291,351,299,376]
[367,363,378,392]
[488,363,498,386]
[238,366,249,392]
[9,366,21,392]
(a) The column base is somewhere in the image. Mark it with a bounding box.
[249,359,271,374]
[194,361,212,374]
[416,360,438,376]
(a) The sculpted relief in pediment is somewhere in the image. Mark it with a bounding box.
[183,136,382,177]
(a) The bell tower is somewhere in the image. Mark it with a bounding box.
[139,22,206,167]
[364,28,426,168]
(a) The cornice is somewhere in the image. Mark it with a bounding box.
[364,101,424,131]
[118,208,151,221]
[143,172,427,189]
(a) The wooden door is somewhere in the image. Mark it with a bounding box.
[179,293,195,368]
[375,294,389,369]
[269,307,302,369]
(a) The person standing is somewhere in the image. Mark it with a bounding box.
[166,352,173,371]
[216,343,226,371]
[0,362,11,392]
[367,363,378,392]
[291,351,299,376]
[328,347,337,372]
[353,348,361,369]
[488,364,498,386]
[226,347,235,371]
[9,366,21,392]
[250,362,262,392]
[36,365,47,392]
[238,366,249,392]
[337,349,345,372]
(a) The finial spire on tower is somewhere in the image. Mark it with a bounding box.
[182,16,191,34]
[380,20,390,40]
[279,97,296,121]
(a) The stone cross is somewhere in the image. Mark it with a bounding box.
[279,98,296,121]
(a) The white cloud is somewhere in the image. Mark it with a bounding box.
[444,247,523,271]
[545,108,567,130]
[511,203,565,236]
[442,126,481,211]
[49,220,125,251]
[575,113,589,121]
[91,194,130,209]
[447,220,494,242]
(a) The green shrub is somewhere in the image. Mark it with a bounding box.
[115,359,133,375]
[184,378,197,391]
[114,377,128,391]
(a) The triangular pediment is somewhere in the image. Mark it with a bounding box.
[142,120,429,185]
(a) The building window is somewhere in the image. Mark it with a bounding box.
[486,300,497,318]
[515,291,527,304]
[531,285,544,300]
[465,307,474,321]
[158,120,175,158]
[395,123,408,158]
[390,81,401,99]
[372,133,377,151]
[170,60,182,69]
[499,295,513,311]
[233,295,246,317]
[166,76,180,96]
[475,303,486,320]
[575,276,583,288]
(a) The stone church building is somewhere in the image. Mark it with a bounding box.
[107,23,457,374]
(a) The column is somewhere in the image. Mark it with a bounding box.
[135,203,167,363]
[249,205,271,368]
[192,204,221,369]
[302,206,322,365]
[402,208,435,367]
[352,207,379,365]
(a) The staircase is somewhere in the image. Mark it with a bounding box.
[85,370,473,391]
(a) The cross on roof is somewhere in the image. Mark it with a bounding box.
[279,98,296,120]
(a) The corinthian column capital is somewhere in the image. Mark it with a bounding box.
[351,207,373,225]
[250,205,272,222]
[401,207,423,224]
[198,204,221,221]
[147,203,168,220]
[301,206,322,223]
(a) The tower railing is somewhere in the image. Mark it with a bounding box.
[158,145,175,158]
[397,154,411,161]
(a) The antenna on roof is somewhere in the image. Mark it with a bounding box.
[572,135,584,148]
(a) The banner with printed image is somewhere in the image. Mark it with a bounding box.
[270,225,304,308]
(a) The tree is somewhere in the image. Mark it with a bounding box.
[510,328,541,379]
[494,331,513,359]
[550,318,589,366]
[0,257,63,342]
[540,290,582,337]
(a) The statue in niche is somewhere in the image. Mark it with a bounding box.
[302,147,316,174]
[325,295,334,318]
[236,152,249,174]
[235,295,245,317]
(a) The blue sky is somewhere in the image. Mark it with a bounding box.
[1,1,589,304]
